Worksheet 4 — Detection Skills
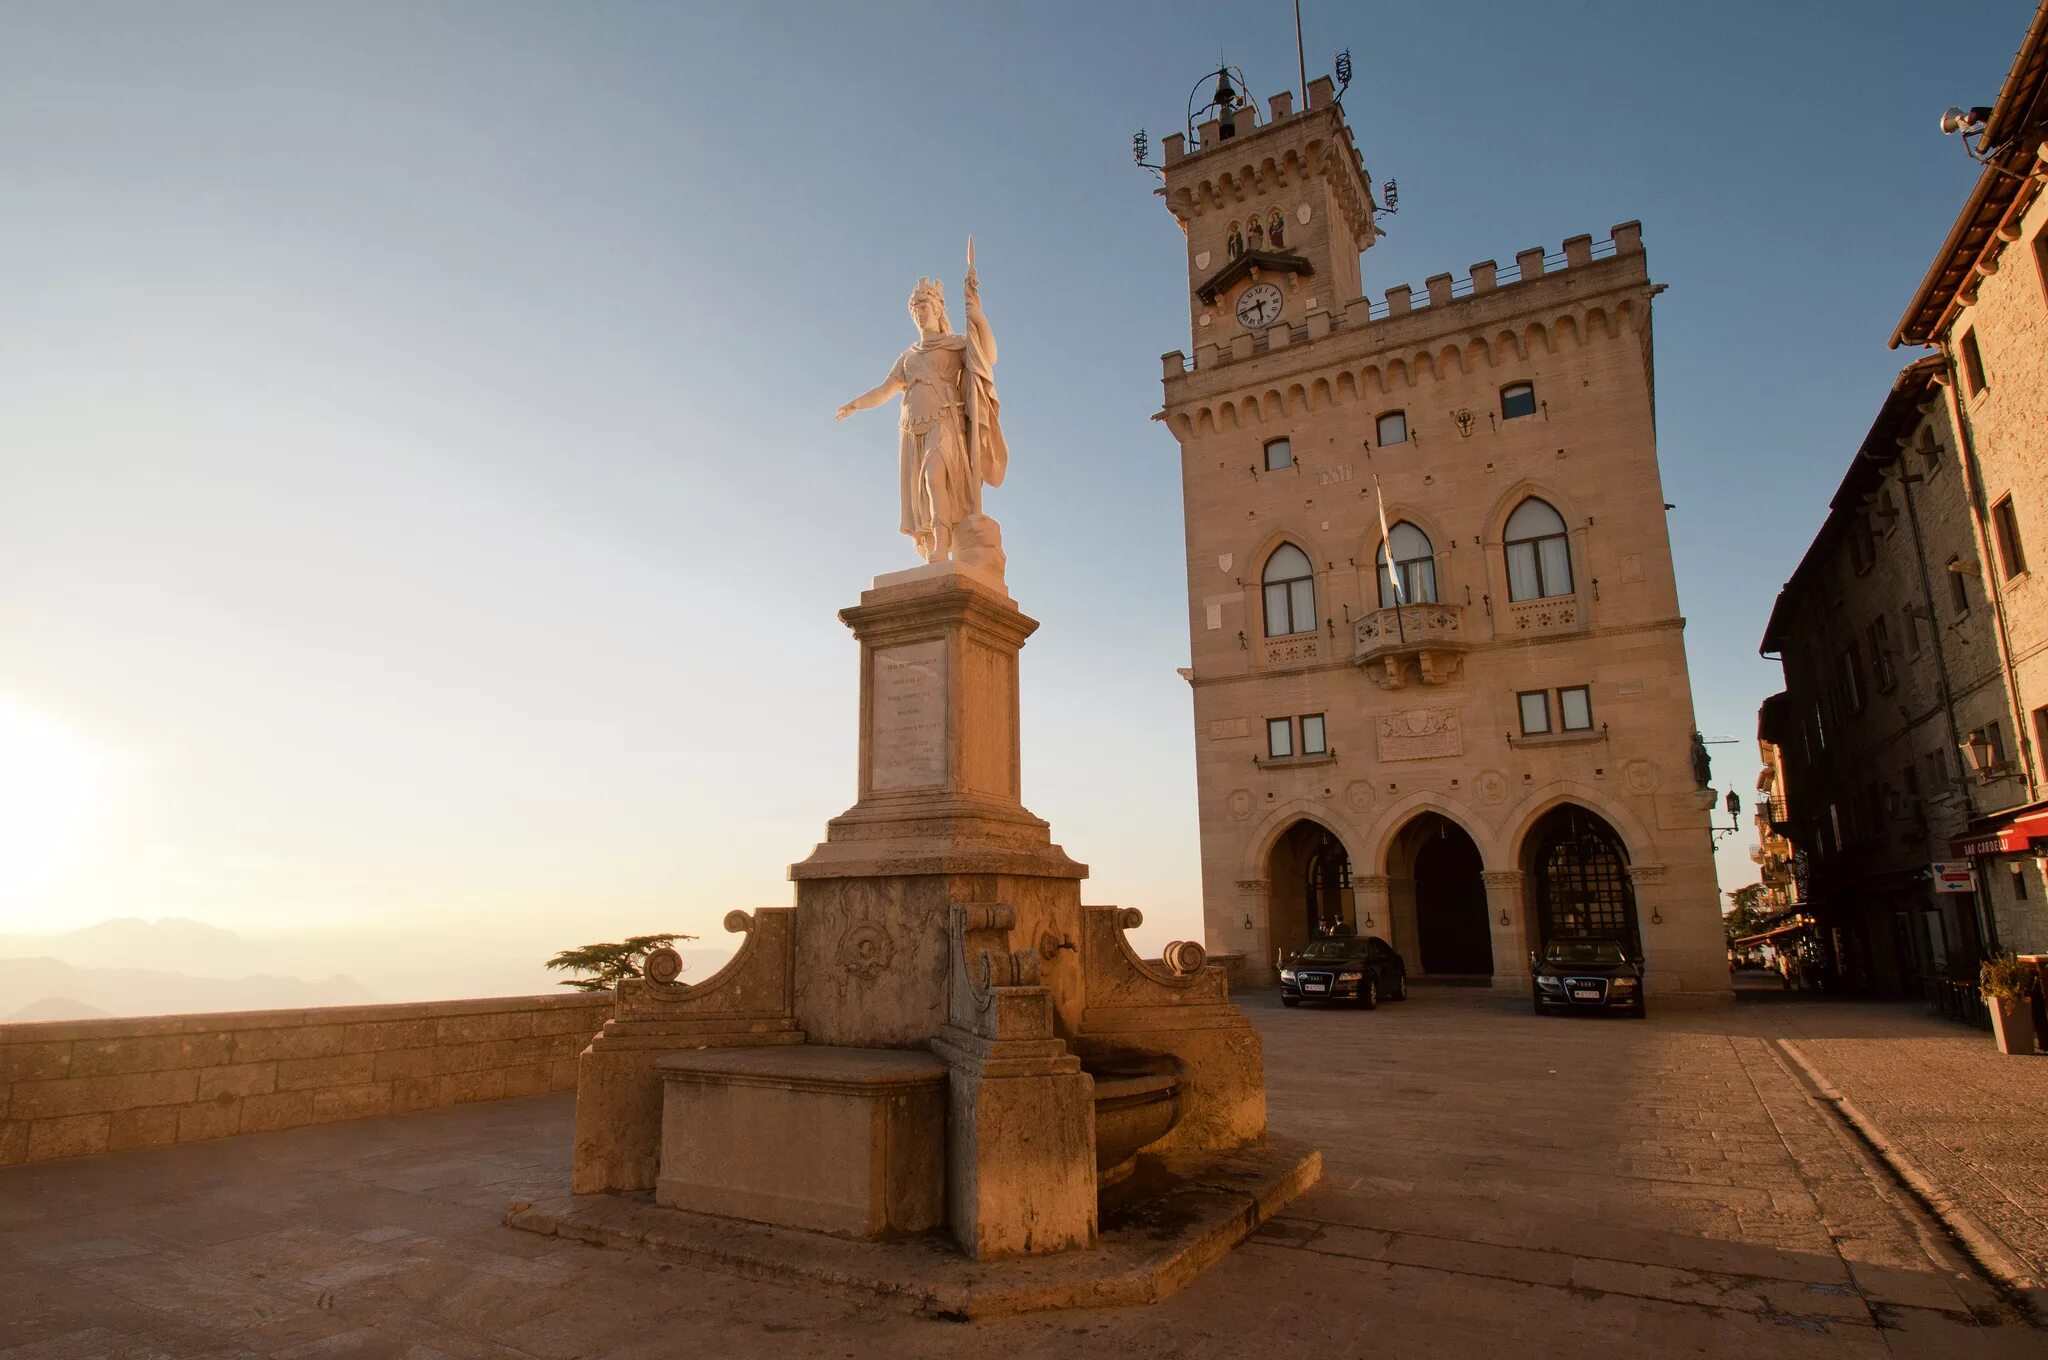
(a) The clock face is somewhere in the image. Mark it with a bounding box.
[1235,282,1283,329]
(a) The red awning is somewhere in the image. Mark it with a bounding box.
[1951,808,2048,858]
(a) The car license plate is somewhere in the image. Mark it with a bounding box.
[1302,982,1327,993]
[1572,988,1600,1001]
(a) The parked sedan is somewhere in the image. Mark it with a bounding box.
[1280,935,1408,1009]
[1531,939,1646,1017]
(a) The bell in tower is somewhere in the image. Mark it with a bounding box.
[1156,68,1378,345]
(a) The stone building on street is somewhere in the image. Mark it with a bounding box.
[1760,1,2048,989]
[1153,75,1727,996]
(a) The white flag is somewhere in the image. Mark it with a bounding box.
[1372,463,1403,605]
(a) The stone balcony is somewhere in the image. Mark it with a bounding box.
[1352,602,1468,689]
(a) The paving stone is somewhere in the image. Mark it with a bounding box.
[0,991,2039,1356]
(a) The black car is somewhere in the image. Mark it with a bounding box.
[1531,939,1646,1017]
[1280,935,1408,1008]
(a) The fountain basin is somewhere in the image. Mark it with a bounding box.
[1087,1057,1181,1186]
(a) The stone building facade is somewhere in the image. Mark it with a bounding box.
[1760,361,2013,992]
[1751,695,1802,917]
[1153,79,1727,996]
[1886,1,2048,956]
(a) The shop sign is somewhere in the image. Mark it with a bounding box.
[1952,829,2029,857]
[1930,860,1974,894]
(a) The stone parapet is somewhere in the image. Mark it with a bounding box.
[0,991,611,1167]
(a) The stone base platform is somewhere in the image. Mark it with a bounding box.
[506,1134,1320,1319]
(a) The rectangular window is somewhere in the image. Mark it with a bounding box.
[1500,382,1537,420]
[1263,438,1292,471]
[1960,328,1988,395]
[1518,691,1551,735]
[1267,717,1293,759]
[1836,647,1863,713]
[1848,517,1875,574]
[1375,411,1408,446]
[2033,707,2048,783]
[1903,605,1922,656]
[2014,866,2028,902]
[1558,686,1592,731]
[2035,221,2048,303]
[1949,557,1970,614]
[1869,617,1895,691]
[1993,496,2026,579]
[1986,720,2006,769]
[1300,713,1327,755]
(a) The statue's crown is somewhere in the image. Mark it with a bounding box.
[911,276,945,304]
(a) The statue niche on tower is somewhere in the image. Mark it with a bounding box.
[835,239,1008,579]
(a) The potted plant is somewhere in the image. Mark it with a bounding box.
[1979,953,2039,1056]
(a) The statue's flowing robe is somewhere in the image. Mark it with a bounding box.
[891,313,1006,552]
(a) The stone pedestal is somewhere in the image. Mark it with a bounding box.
[654,1046,946,1239]
[552,562,1308,1278]
[789,564,1088,1048]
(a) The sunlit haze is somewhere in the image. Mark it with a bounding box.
[0,2,2025,1001]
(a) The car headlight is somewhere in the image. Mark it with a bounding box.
[1536,976,1564,990]
[1612,978,1638,990]
[1338,971,1363,981]
[1279,969,1295,981]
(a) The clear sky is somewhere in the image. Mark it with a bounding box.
[0,3,2028,973]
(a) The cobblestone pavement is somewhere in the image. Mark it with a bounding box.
[0,989,2040,1358]
[1745,985,2048,1287]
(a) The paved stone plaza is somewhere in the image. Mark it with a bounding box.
[2,989,2042,1359]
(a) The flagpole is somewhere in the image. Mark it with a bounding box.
[1294,0,1308,104]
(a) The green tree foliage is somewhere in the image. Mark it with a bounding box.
[1722,884,1766,946]
[545,933,696,992]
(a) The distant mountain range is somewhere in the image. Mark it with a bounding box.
[0,917,734,1021]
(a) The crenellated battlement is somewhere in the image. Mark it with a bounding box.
[1159,222,1647,415]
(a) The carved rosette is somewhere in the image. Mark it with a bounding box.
[836,917,895,980]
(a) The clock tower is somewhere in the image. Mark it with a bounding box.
[1158,75,1377,346]
[1149,71,1731,1005]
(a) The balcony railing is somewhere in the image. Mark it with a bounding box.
[1353,602,1467,686]
[1502,595,1583,637]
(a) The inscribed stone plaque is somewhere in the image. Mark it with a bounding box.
[1375,707,1462,763]
[870,640,947,791]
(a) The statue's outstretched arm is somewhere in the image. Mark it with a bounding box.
[835,373,904,422]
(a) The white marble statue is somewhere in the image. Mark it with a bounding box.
[836,240,1008,573]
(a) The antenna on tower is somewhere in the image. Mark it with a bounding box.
[1334,49,1353,103]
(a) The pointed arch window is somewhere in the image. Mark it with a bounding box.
[1262,543,1317,637]
[1504,497,1572,602]
[1375,521,1437,607]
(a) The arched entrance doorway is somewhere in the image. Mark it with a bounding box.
[1523,805,1641,955]
[1265,820,1355,963]
[1388,812,1491,976]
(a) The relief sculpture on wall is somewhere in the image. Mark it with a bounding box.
[1375,707,1463,762]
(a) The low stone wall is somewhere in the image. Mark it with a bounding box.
[0,992,612,1167]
